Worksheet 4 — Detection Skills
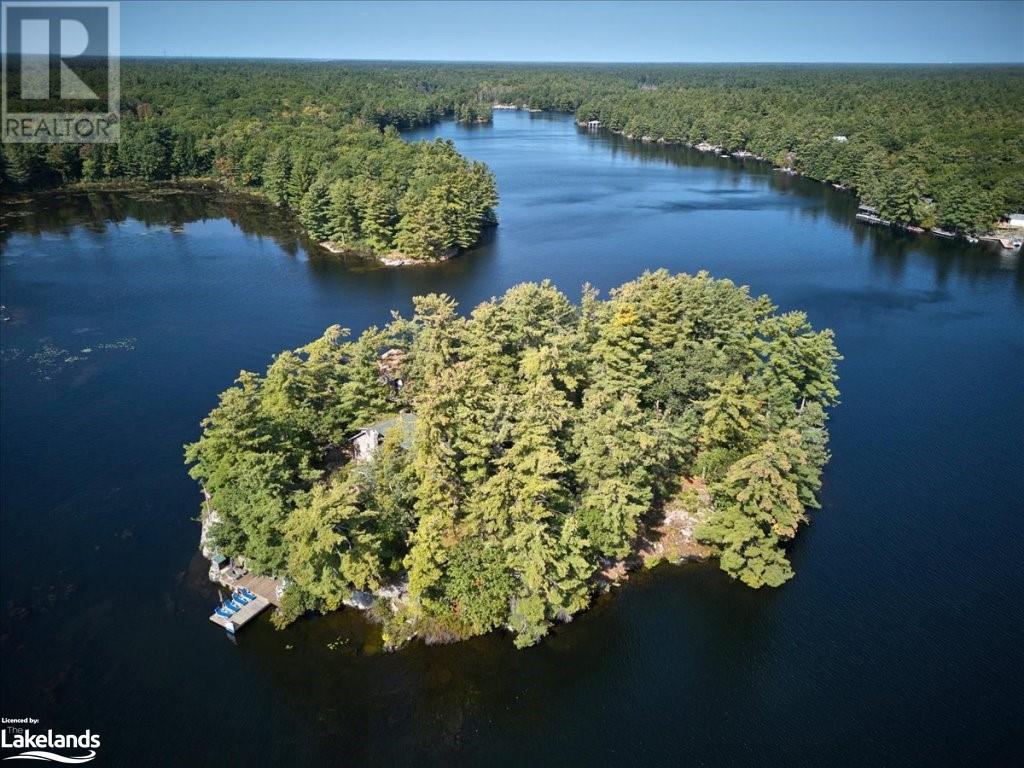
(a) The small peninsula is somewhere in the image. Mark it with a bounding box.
[186,270,841,648]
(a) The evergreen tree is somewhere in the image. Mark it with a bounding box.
[299,177,333,242]
[698,436,807,588]
[263,146,291,207]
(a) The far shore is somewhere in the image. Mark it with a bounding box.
[575,118,1021,250]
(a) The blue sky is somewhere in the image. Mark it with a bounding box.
[119,0,1023,63]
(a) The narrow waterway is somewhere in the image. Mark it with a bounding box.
[1,110,1021,766]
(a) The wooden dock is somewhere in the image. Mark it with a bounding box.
[209,594,270,633]
[208,569,284,632]
[225,573,282,607]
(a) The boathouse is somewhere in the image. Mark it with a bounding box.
[586,119,601,129]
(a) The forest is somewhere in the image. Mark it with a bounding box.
[2,60,1022,237]
[185,270,841,648]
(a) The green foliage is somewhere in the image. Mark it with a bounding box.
[5,61,1018,241]
[697,433,811,588]
[186,270,840,646]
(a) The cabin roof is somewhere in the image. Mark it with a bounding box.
[351,413,417,449]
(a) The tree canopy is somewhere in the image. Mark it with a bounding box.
[185,269,841,648]
[3,60,1021,236]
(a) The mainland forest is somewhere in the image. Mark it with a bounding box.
[2,60,1023,246]
[185,270,841,648]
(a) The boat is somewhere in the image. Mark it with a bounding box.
[930,228,956,238]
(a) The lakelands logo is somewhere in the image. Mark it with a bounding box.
[1,719,99,763]
[2,1,120,143]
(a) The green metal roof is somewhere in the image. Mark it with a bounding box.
[356,413,417,450]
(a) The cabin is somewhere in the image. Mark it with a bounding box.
[350,413,417,462]
[1006,213,1024,229]
[832,135,849,142]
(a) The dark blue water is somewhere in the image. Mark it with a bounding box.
[2,111,1021,766]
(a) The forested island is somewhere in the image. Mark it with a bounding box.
[185,270,840,648]
[2,60,1022,243]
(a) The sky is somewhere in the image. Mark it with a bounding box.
[111,0,1023,63]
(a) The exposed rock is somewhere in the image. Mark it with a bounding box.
[343,590,374,610]
[379,246,458,266]
[639,477,714,567]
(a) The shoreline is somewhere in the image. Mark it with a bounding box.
[577,120,1022,251]
[199,488,715,646]
[318,241,462,266]
[2,179,492,267]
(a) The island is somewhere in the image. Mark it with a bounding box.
[186,269,841,648]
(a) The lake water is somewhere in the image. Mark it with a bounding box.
[1,111,1021,766]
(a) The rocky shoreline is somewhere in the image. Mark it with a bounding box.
[318,241,460,266]
[199,476,715,645]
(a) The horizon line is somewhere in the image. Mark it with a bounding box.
[107,55,1024,66]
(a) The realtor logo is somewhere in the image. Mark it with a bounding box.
[2,1,120,143]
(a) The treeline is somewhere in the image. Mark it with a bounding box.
[0,59,499,260]
[3,60,1019,238]
[185,270,840,648]
[564,66,1024,233]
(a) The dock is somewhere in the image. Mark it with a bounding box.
[222,572,283,606]
[208,566,284,632]
[209,593,270,633]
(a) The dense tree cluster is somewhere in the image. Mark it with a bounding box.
[454,101,493,124]
[1,60,498,260]
[185,270,840,647]
[3,60,1019,237]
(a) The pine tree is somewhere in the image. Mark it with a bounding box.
[698,373,763,451]
[327,179,360,244]
[355,182,397,253]
[298,177,333,242]
[285,152,313,208]
[263,146,291,207]
[574,387,656,558]
[506,515,592,647]
[697,436,807,588]
[589,300,653,397]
